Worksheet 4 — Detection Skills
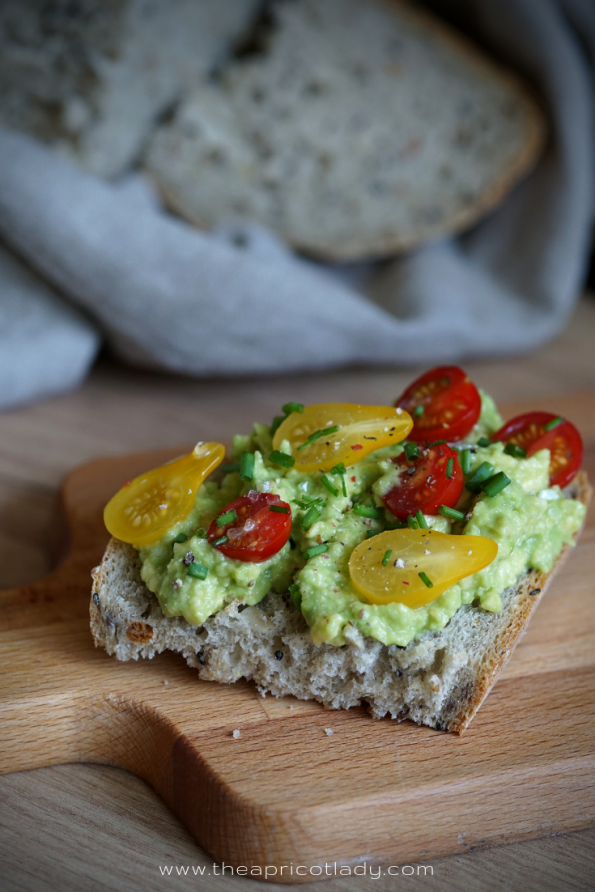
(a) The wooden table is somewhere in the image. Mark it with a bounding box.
[1,297,595,892]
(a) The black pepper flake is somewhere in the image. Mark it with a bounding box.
[274,650,283,661]
[363,436,377,441]
[183,551,195,566]
[407,467,416,476]
[529,588,541,596]
[394,668,403,677]
[197,653,206,665]
[92,592,100,607]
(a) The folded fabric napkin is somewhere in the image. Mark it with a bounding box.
[0,0,593,410]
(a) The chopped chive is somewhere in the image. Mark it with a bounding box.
[293,496,325,510]
[482,471,511,498]
[216,509,237,527]
[446,457,454,479]
[413,405,424,417]
[407,515,418,530]
[477,437,491,448]
[221,463,240,473]
[269,450,295,469]
[330,462,348,496]
[465,461,495,493]
[544,415,563,432]
[403,442,419,461]
[366,529,384,539]
[438,505,466,521]
[330,462,346,475]
[302,505,321,530]
[239,451,255,481]
[173,533,188,544]
[428,439,447,447]
[187,562,208,580]
[270,415,285,437]
[282,401,304,416]
[418,571,433,588]
[289,584,302,610]
[320,474,340,497]
[503,443,527,459]
[212,536,228,546]
[303,543,328,560]
[297,425,339,450]
[382,549,392,566]
[269,504,290,514]
[415,509,429,529]
[353,504,383,519]
[195,526,207,538]
[460,448,471,475]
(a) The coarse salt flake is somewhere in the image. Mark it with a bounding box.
[232,729,241,739]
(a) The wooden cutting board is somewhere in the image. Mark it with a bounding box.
[1,395,594,882]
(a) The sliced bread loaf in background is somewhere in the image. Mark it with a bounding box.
[145,0,545,261]
[0,0,260,177]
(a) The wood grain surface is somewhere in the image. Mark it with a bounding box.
[1,396,595,883]
[1,298,595,891]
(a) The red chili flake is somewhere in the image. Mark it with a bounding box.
[124,480,132,487]
[402,581,409,585]
[351,476,356,482]
[351,444,363,451]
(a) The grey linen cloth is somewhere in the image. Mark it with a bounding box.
[0,0,594,410]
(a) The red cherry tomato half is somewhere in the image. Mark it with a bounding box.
[492,412,583,489]
[207,491,292,562]
[396,366,481,443]
[382,443,464,521]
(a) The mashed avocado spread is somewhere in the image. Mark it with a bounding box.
[138,391,586,647]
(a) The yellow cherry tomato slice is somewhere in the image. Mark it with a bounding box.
[272,403,412,473]
[104,441,225,546]
[349,528,497,609]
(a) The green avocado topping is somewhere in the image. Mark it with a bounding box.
[137,392,585,648]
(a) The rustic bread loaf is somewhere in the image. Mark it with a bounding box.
[0,0,260,177]
[90,472,590,733]
[144,0,545,260]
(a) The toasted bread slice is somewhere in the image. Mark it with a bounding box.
[90,473,590,733]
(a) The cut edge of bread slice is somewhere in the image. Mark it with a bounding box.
[90,471,590,733]
[145,0,546,262]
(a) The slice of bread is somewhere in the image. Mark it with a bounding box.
[0,0,260,177]
[144,0,545,261]
[90,472,590,733]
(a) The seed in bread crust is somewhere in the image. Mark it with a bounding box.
[125,621,154,644]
